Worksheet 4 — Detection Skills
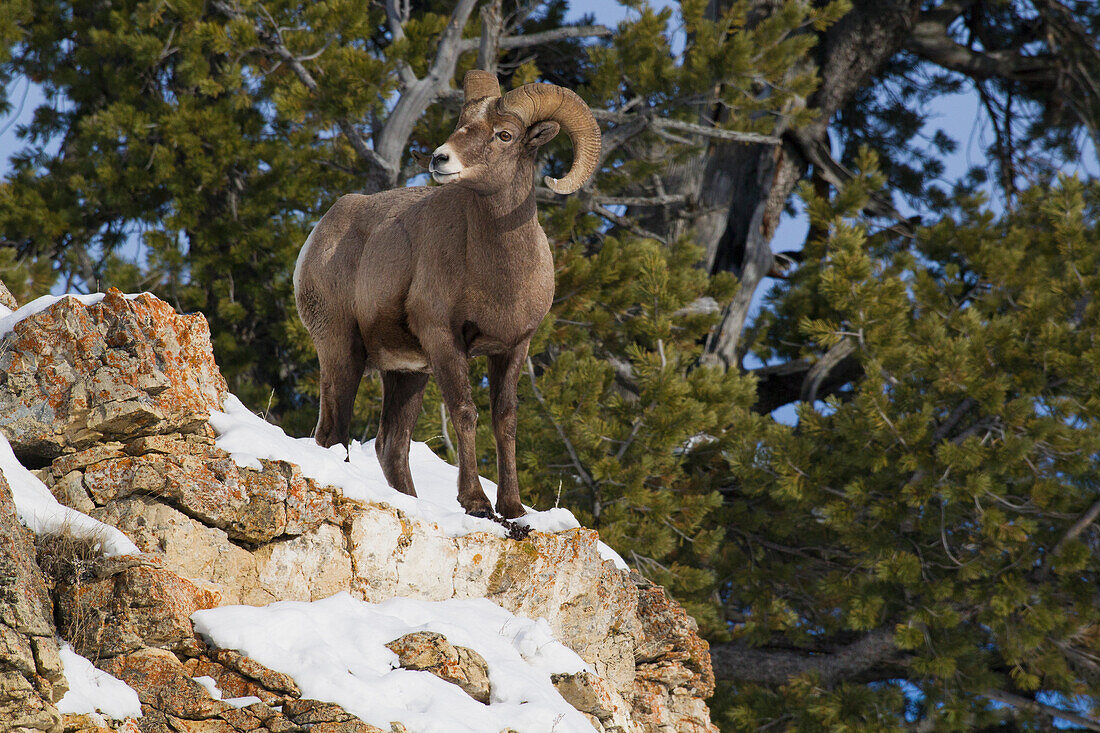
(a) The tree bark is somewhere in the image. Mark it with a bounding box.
[698,0,925,369]
[709,628,903,686]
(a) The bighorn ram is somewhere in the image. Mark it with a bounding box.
[294,71,600,519]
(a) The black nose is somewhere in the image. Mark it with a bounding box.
[431,152,449,168]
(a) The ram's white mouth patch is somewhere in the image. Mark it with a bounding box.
[430,170,460,183]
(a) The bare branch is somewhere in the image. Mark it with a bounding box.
[905,15,1057,84]
[374,0,480,174]
[596,115,646,168]
[592,109,782,145]
[984,689,1100,732]
[458,24,612,54]
[476,0,504,73]
[750,353,861,414]
[594,193,689,208]
[1040,497,1100,579]
[800,338,858,404]
[385,0,417,86]
[785,129,915,231]
[533,186,668,241]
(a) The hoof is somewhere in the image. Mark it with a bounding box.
[467,509,494,519]
[496,506,526,520]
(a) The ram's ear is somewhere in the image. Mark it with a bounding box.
[524,121,560,148]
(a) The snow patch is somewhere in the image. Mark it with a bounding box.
[57,644,142,719]
[193,674,222,699]
[192,592,596,732]
[0,433,139,556]
[211,395,629,569]
[191,675,263,709]
[0,292,143,338]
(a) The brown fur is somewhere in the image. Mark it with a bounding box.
[294,99,566,518]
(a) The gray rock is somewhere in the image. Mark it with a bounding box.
[0,469,66,731]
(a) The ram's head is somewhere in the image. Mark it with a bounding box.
[429,71,601,195]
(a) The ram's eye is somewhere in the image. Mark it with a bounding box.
[497,130,513,142]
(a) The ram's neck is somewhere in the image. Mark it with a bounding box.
[467,168,540,248]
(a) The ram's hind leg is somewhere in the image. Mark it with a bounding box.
[488,346,529,519]
[376,370,430,496]
[314,330,366,452]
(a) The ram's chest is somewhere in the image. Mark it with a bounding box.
[465,270,551,335]
[458,255,553,355]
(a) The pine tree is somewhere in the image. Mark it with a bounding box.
[5,1,1100,729]
[711,168,1100,730]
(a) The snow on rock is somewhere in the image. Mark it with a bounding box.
[211,394,628,569]
[57,644,142,719]
[0,431,138,556]
[192,592,596,733]
[0,292,112,338]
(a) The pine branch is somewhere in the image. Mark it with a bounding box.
[211,0,397,187]
[525,358,599,496]
[1037,497,1100,581]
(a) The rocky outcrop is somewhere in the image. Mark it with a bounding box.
[0,291,718,732]
[0,289,227,462]
[0,471,66,732]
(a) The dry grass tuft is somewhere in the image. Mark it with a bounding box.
[35,522,111,659]
[35,524,109,590]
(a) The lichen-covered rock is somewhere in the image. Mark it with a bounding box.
[60,713,141,733]
[47,434,341,547]
[385,631,491,704]
[280,699,357,724]
[206,647,301,699]
[0,289,227,461]
[98,648,230,720]
[552,671,619,721]
[54,556,220,659]
[0,468,66,732]
[0,279,17,310]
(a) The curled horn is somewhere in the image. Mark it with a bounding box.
[463,70,501,103]
[498,83,601,195]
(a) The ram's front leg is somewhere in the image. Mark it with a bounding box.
[488,343,529,519]
[423,332,494,517]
